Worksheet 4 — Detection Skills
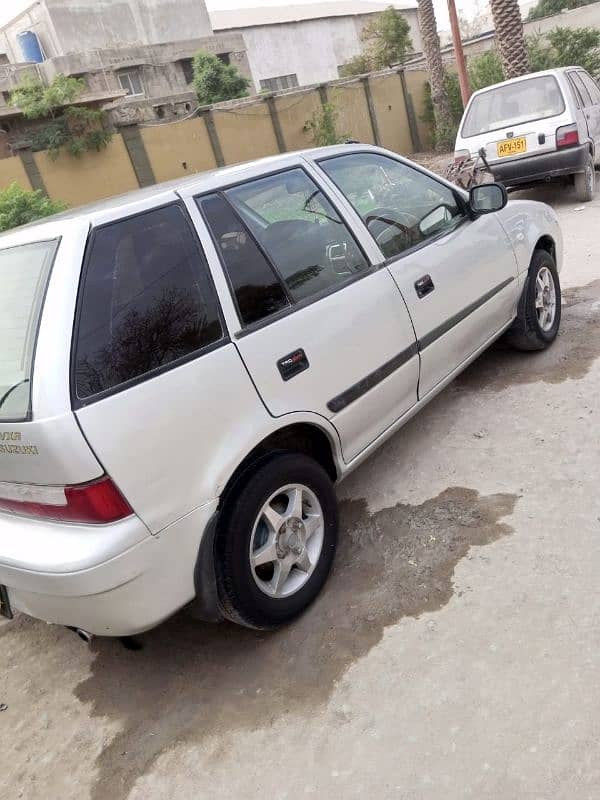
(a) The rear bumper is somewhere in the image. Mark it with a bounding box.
[0,500,218,636]
[490,144,589,187]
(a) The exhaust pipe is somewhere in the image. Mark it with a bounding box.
[66,626,94,645]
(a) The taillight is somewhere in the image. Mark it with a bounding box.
[454,149,470,163]
[0,475,133,524]
[556,123,579,148]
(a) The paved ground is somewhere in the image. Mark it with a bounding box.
[3,181,600,800]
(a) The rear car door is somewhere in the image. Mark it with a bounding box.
[196,167,419,463]
[570,70,600,157]
[318,151,519,398]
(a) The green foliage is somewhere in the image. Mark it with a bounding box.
[192,51,250,105]
[361,5,413,68]
[304,102,349,147]
[528,27,600,76]
[528,0,595,21]
[9,74,112,158]
[0,183,66,232]
[10,74,84,119]
[339,53,374,77]
[468,50,505,90]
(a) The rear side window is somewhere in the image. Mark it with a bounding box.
[0,240,58,421]
[579,71,600,105]
[569,71,592,106]
[462,75,565,137]
[198,193,290,325]
[74,204,224,401]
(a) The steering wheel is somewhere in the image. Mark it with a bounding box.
[364,207,420,254]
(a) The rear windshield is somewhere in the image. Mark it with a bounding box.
[0,240,58,421]
[461,75,565,138]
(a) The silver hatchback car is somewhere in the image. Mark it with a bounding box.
[0,145,563,636]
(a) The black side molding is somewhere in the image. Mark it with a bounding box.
[419,277,514,351]
[327,343,418,413]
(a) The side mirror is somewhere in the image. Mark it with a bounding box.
[469,182,507,215]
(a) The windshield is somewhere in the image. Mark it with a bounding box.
[462,75,565,138]
[0,240,58,421]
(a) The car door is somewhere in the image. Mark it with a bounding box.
[566,70,600,158]
[318,151,519,398]
[195,166,419,463]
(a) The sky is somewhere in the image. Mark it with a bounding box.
[0,0,487,34]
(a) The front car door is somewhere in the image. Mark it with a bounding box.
[318,151,519,398]
[194,166,419,462]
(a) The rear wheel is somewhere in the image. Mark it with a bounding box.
[215,452,338,629]
[574,155,595,202]
[505,249,561,351]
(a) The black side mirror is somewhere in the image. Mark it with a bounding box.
[469,182,507,215]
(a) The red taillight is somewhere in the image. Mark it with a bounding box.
[0,476,133,524]
[556,123,579,148]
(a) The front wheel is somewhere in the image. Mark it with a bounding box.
[505,249,561,351]
[215,453,338,629]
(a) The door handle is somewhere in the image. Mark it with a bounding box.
[277,348,309,381]
[415,274,435,298]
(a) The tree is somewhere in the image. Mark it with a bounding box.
[528,26,600,76]
[9,74,112,159]
[0,183,66,232]
[528,0,595,21]
[304,102,348,146]
[489,0,530,78]
[418,0,453,149]
[339,53,374,77]
[192,51,250,105]
[361,6,413,68]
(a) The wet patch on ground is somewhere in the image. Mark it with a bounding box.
[453,280,600,393]
[72,487,517,800]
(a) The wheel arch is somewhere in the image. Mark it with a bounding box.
[534,234,556,263]
[218,422,340,512]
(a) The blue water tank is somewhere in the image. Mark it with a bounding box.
[17,31,44,64]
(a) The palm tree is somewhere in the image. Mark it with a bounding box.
[418,0,453,149]
[489,0,530,79]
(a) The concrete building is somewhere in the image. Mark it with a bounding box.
[211,1,421,91]
[0,0,251,139]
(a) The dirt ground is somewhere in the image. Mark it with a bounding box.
[3,179,600,800]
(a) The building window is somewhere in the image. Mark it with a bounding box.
[217,53,231,66]
[179,58,194,85]
[118,70,144,97]
[259,74,299,92]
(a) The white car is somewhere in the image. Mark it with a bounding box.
[0,145,562,637]
[454,66,600,202]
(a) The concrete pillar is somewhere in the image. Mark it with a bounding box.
[398,69,422,153]
[17,148,47,195]
[360,76,381,147]
[201,109,225,167]
[264,94,286,153]
[119,124,156,188]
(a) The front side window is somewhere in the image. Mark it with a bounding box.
[461,75,565,137]
[320,153,463,260]
[224,169,370,303]
[74,205,224,401]
[0,240,58,420]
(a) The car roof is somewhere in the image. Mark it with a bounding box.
[468,66,580,99]
[0,144,374,245]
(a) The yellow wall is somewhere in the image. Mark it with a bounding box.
[0,156,32,191]
[34,136,139,207]
[213,101,279,164]
[275,90,322,152]
[141,117,217,182]
[404,69,433,151]
[6,70,431,210]
[370,73,413,154]
[333,83,375,145]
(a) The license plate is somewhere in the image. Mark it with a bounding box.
[497,137,527,157]
[0,585,13,619]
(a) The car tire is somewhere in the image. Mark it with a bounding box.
[505,249,561,352]
[215,452,338,630]
[574,155,595,202]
